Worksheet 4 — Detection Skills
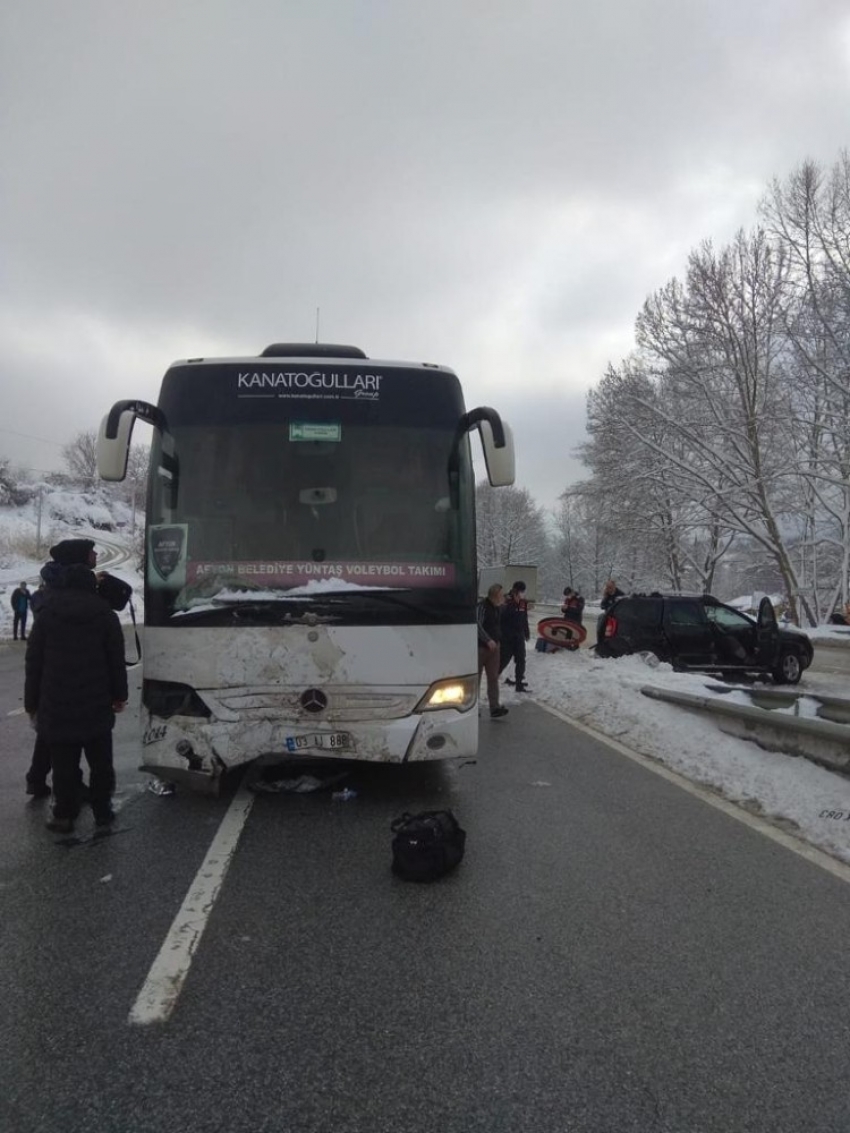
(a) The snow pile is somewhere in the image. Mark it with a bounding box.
[42,488,133,531]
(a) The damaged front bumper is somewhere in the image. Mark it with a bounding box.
[140,696,478,792]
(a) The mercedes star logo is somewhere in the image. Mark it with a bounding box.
[300,688,328,714]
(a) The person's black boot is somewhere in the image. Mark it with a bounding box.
[46,817,74,834]
[93,809,115,834]
[26,781,51,799]
[490,706,509,718]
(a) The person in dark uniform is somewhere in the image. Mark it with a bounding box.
[499,580,531,692]
[24,539,128,834]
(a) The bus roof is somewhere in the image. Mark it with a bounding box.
[171,345,457,375]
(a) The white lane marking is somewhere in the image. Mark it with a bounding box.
[7,708,25,717]
[536,700,850,887]
[128,786,255,1025]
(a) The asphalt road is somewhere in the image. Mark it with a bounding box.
[1,638,849,1132]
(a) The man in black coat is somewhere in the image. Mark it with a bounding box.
[600,579,624,611]
[477,583,508,718]
[25,539,128,834]
[25,544,94,797]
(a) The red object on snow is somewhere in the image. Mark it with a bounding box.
[536,617,587,650]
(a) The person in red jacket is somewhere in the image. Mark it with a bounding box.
[561,587,585,625]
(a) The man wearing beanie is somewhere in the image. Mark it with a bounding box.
[48,538,97,568]
[25,539,98,797]
[24,543,127,835]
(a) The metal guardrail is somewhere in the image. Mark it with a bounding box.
[641,684,850,777]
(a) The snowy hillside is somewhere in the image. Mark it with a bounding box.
[0,485,141,640]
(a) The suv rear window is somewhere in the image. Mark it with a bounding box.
[665,600,706,627]
[614,598,663,628]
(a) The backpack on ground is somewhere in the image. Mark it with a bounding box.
[390,810,466,882]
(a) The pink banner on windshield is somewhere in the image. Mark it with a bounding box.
[187,560,457,587]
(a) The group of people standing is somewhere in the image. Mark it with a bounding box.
[477,580,531,718]
[21,538,128,836]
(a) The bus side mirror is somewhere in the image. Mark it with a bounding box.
[97,409,135,481]
[479,418,515,486]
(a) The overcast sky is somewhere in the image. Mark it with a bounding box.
[2,1,848,509]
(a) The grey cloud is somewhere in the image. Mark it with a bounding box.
[1,0,848,509]
[4,1,848,320]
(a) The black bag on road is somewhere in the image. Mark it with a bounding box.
[390,810,466,882]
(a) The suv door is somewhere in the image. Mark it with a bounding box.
[754,596,780,668]
[704,601,759,667]
[661,599,713,666]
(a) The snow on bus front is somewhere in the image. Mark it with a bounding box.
[139,600,479,787]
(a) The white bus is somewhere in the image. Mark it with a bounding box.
[97,343,515,791]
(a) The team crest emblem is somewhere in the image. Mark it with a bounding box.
[150,526,185,581]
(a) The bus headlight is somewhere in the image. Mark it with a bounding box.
[415,675,478,713]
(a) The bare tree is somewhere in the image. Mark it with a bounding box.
[62,430,99,488]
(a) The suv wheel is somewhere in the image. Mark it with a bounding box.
[773,650,802,686]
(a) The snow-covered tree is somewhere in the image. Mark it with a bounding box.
[475,482,548,571]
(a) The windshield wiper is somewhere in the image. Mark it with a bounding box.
[172,601,340,625]
[319,590,468,621]
[171,587,469,623]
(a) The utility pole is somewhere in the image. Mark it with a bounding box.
[35,487,44,558]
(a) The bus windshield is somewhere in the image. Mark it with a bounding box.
[145,421,475,625]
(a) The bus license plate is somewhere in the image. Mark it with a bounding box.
[284,732,353,753]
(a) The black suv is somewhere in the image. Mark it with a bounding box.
[595,594,813,684]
